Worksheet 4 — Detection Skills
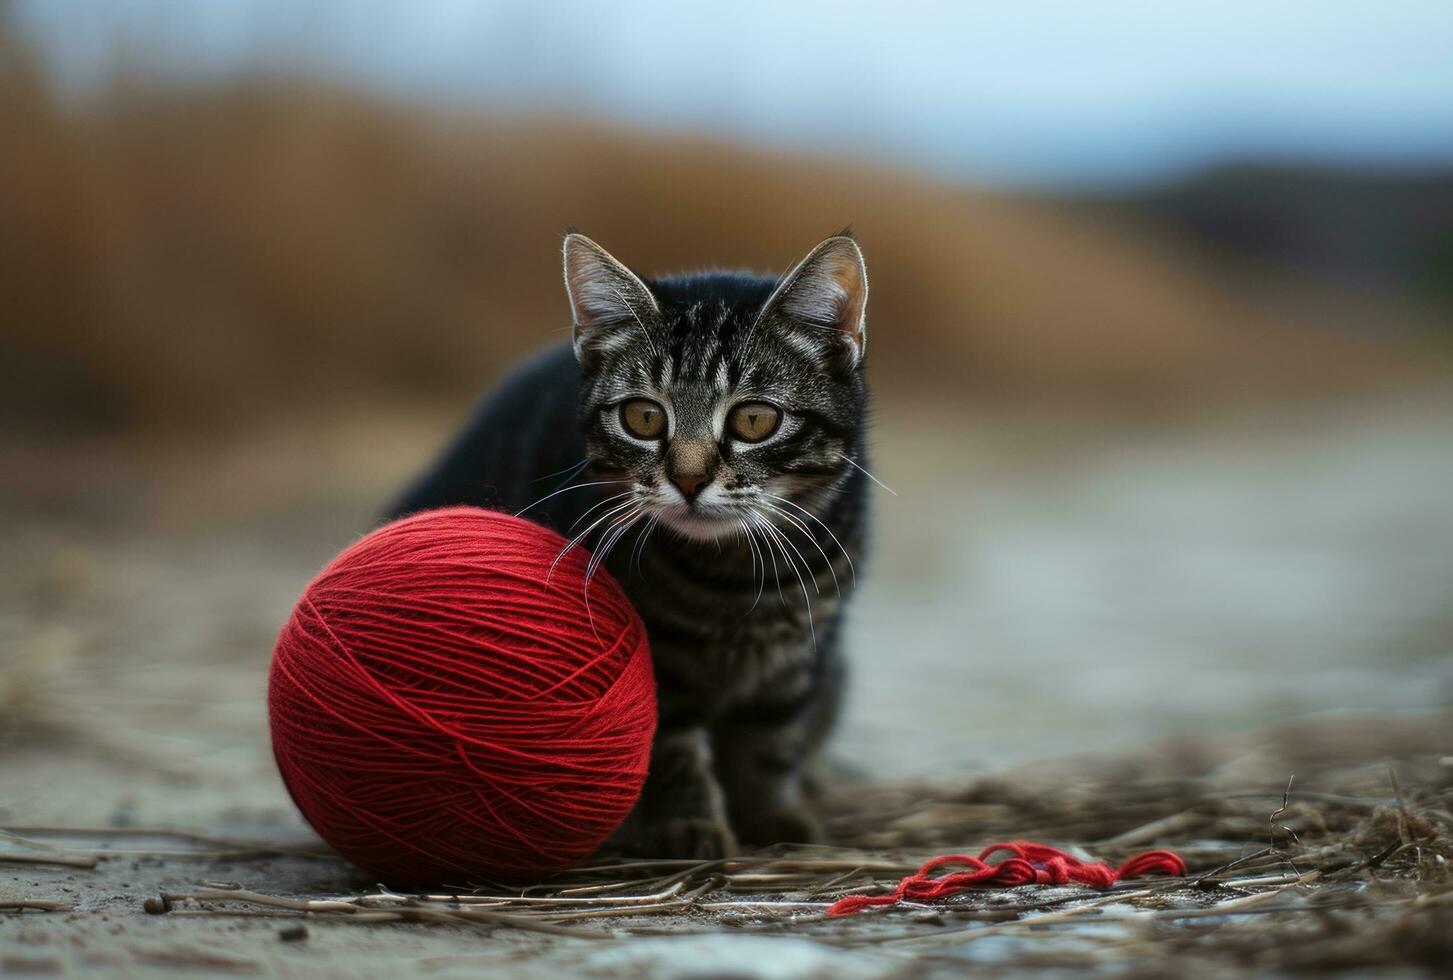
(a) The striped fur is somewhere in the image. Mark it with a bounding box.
[389,234,872,857]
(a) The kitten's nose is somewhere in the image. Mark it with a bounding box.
[671,473,709,501]
[667,439,717,502]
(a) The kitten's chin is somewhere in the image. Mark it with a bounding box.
[656,506,741,543]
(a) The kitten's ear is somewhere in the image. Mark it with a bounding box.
[563,233,658,360]
[759,235,868,368]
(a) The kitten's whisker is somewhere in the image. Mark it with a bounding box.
[549,499,637,579]
[746,521,768,612]
[629,514,660,581]
[747,512,788,609]
[751,503,819,596]
[837,453,897,496]
[759,500,839,598]
[553,506,632,576]
[739,521,757,602]
[757,513,804,591]
[514,479,623,518]
[753,510,816,649]
[587,508,647,633]
[587,508,641,586]
[736,517,766,612]
[762,491,856,588]
[749,511,816,645]
[580,506,643,638]
[530,457,590,486]
[565,490,636,532]
[758,505,823,597]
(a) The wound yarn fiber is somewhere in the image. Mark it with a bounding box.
[268,506,656,885]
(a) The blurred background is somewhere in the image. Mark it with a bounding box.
[3,0,1451,804]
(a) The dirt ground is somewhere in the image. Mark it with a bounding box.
[3,392,1452,977]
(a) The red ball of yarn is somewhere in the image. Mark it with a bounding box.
[268,506,656,884]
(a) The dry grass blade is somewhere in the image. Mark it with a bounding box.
[4,824,335,858]
[159,887,619,939]
[0,851,98,868]
[0,898,73,912]
[0,827,100,868]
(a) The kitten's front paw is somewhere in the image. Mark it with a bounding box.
[734,806,823,847]
[657,816,739,860]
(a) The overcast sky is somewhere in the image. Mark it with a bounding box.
[15,0,1453,187]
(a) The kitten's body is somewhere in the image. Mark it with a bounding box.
[389,239,872,857]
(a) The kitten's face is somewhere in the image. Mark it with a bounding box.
[565,235,868,542]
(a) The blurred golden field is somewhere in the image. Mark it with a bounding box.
[4,36,1449,438]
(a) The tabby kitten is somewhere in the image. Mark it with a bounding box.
[387,233,872,858]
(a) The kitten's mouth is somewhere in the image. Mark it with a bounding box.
[653,502,742,542]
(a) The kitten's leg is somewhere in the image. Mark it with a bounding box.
[714,648,844,846]
[610,726,737,859]
[713,713,824,846]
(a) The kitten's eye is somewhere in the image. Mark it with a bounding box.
[727,402,781,443]
[619,399,667,439]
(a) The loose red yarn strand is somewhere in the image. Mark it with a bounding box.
[826,841,1187,916]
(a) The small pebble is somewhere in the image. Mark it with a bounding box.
[142,896,171,915]
[278,925,309,943]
